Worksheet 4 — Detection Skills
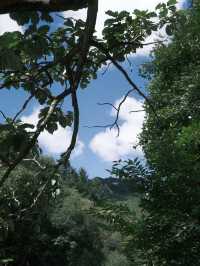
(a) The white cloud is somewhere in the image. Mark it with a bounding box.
[21,107,84,158]
[0,14,22,35]
[63,8,87,22]
[90,97,145,162]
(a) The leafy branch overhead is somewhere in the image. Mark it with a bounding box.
[0,0,179,185]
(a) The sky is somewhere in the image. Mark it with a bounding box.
[0,0,186,178]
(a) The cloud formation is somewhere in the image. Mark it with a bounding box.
[21,108,84,158]
[90,97,145,162]
[0,14,22,35]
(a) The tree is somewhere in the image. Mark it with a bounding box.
[110,2,200,265]
[139,3,200,262]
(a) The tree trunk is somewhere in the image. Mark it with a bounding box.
[0,0,87,14]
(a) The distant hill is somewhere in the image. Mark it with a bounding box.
[87,177,142,217]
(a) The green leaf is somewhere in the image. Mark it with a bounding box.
[64,18,74,28]
[167,0,177,6]
[38,25,50,35]
[166,24,173,35]
[41,12,54,23]
[105,10,118,18]
[9,12,30,25]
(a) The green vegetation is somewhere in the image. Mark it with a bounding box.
[110,1,200,265]
[0,158,138,265]
[1,0,200,265]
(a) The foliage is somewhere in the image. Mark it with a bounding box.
[1,1,194,265]
[109,2,200,265]
[0,159,106,266]
[0,154,144,265]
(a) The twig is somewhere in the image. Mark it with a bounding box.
[92,41,149,100]
[111,89,134,136]
[101,62,112,76]
[0,110,7,120]
[23,157,46,170]
[87,89,135,136]
[130,109,145,113]
[13,94,34,122]
[15,179,49,215]
[97,102,118,111]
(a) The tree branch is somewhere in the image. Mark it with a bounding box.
[13,94,34,122]
[23,157,46,170]
[58,88,79,166]
[87,89,134,136]
[91,40,150,104]
[74,0,98,85]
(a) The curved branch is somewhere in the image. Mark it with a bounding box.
[13,94,34,122]
[75,0,98,84]
[23,157,45,170]
[0,110,7,120]
[91,40,150,104]
[58,89,79,166]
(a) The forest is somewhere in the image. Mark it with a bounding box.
[0,0,200,265]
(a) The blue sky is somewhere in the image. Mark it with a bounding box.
[0,0,186,178]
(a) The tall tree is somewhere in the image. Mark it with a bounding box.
[138,2,200,265]
[108,2,200,265]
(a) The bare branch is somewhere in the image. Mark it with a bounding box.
[9,180,49,217]
[23,157,46,170]
[120,40,166,47]
[97,102,118,111]
[17,180,49,215]
[130,109,145,113]
[110,89,133,136]
[87,89,134,136]
[0,110,7,120]
[13,94,34,122]
[101,62,112,76]
[58,88,79,167]
[91,40,150,103]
